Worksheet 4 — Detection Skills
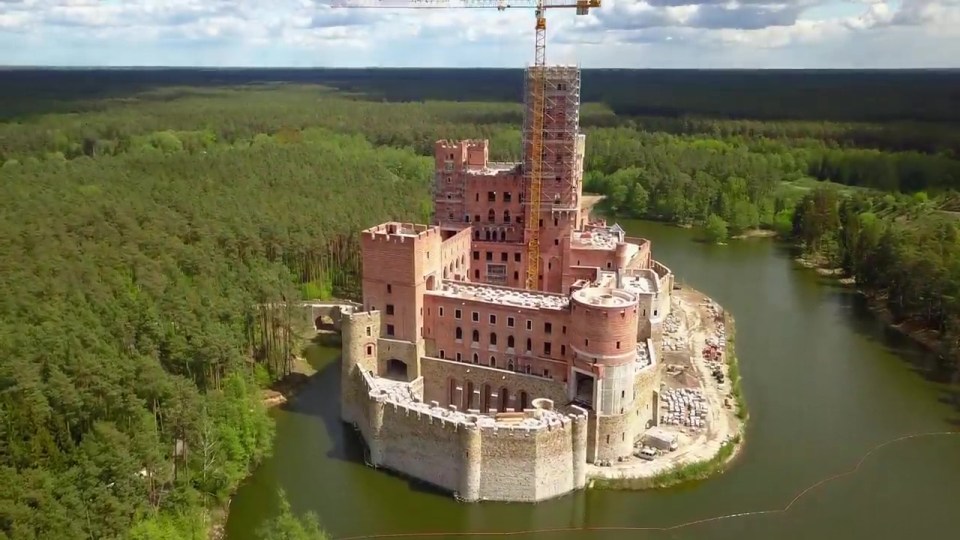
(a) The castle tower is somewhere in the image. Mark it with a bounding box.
[523,66,586,292]
[360,223,443,345]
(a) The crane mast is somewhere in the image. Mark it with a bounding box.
[331,0,601,290]
[525,3,547,290]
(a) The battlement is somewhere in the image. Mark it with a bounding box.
[572,287,637,308]
[571,224,626,251]
[622,269,659,295]
[464,162,520,175]
[436,139,488,150]
[346,310,381,324]
[653,260,672,278]
[361,368,581,433]
[362,222,441,243]
[435,139,489,169]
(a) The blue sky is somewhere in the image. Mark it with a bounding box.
[0,0,957,68]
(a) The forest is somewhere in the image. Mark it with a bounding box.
[1,68,958,540]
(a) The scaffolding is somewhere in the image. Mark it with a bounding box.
[523,65,582,211]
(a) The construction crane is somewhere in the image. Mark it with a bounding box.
[330,0,601,290]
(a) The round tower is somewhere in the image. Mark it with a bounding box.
[458,420,482,502]
[570,410,588,489]
[367,395,385,467]
[570,288,640,462]
[570,287,639,370]
[340,311,380,424]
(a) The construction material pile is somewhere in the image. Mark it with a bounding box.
[660,387,708,430]
[663,312,681,333]
[703,301,724,322]
[661,334,687,352]
[442,283,571,310]
[636,344,652,369]
[373,378,420,403]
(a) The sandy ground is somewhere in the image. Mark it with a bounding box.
[586,287,744,482]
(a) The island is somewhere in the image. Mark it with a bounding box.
[333,65,745,502]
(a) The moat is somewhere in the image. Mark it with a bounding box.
[226,219,960,540]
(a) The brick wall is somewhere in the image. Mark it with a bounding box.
[420,356,569,410]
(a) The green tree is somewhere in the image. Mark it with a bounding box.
[257,490,328,540]
[703,214,728,244]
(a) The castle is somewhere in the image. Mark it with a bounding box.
[340,66,674,502]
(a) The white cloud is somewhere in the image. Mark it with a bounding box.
[0,0,957,67]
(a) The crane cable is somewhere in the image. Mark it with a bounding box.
[333,431,960,539]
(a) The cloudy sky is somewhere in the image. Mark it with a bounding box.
[0,0,957,68]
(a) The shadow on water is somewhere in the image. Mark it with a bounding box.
[808,270,960,425]
[286,341,457,498]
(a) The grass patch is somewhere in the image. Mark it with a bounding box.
[724,312,748,421]
[591,434,742,490]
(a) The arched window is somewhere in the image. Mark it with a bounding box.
[490,356,497,368]
[507,359,515,371]
[503,210,511,223]
[490,332,497,346]
[488,209,496,222]
[439,350,446,359]
[456,327,463,340]
[507,335,515,348]
[472,329,479,343]
[472,353,479,364]
[500,230,506,241]
[474,230,480,240]
[485,230,491,241]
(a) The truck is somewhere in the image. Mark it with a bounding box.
[642,427,679,451]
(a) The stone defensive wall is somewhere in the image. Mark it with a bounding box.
[347,365,589,502]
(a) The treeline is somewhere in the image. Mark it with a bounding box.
[4,86,959,202]
[792,189,960,380]
[4,68,960,123]
[0,129,431,539]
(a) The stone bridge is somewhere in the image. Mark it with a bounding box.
[257,300,362,333]
[300,300,362,332]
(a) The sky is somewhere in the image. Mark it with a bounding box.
[0,0,958,68]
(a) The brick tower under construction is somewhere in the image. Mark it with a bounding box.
[433,66,586,293]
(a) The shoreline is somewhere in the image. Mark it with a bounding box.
[586,286,747,490]
[210,334,333,540]
[795,256,943,354]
